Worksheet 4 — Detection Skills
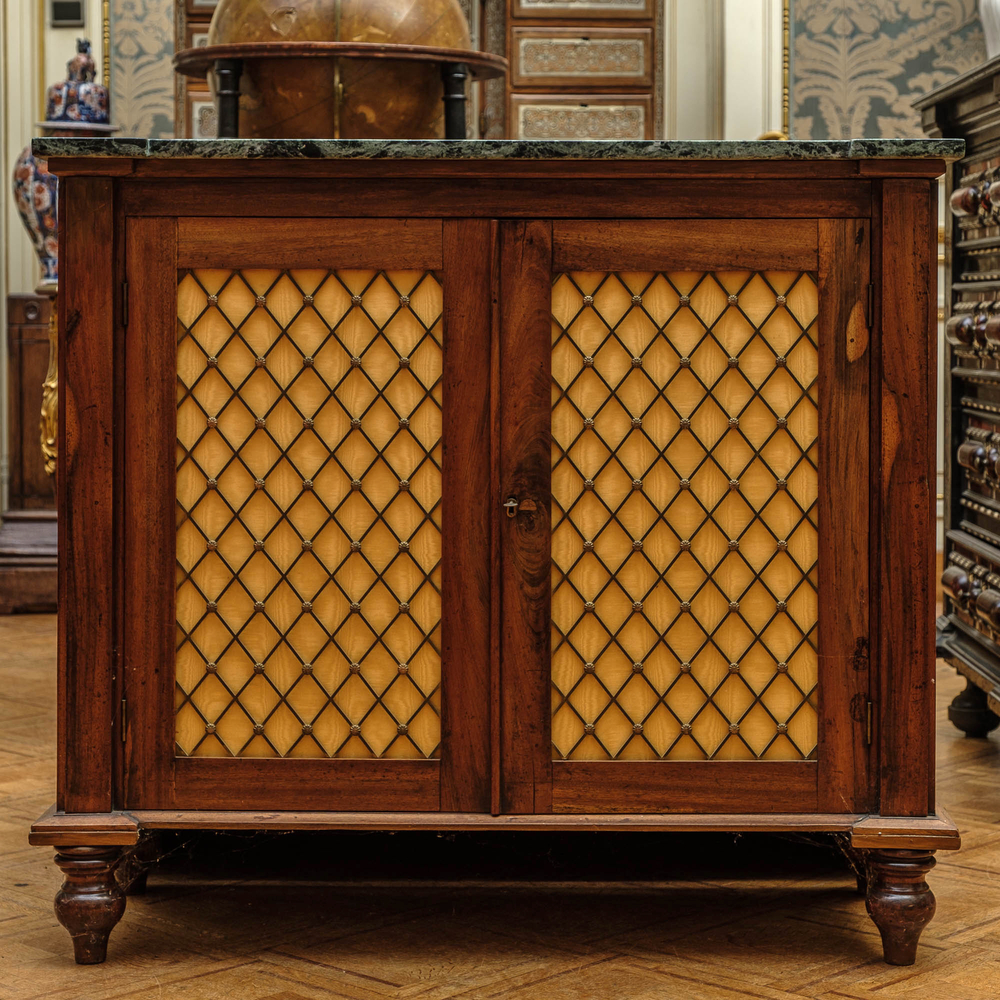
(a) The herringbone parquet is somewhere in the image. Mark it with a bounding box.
[1,613,998,999]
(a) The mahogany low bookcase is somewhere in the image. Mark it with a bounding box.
[28,137,961,967]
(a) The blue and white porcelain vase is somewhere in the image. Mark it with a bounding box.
[12,147,58,288]
[11,39,117,292]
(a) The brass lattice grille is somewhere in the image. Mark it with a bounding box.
[175,268,442,759]
[551,270,818,761]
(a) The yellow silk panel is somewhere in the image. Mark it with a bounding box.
[551,271,819,761]
[175,268,442,759]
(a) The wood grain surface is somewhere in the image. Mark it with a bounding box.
[816,219,872,813]
[440,219,493,813]
[552,219,820,270]
[499,220,554,814]
[58,176,116,814]
[876,181,937,817]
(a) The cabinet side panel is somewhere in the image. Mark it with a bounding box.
[59,176,117,813]
[878,180,937,816]
[816,218,871,812]
[123,217,179,808]
[500,220,554,813]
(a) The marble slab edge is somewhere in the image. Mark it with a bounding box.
[33,137,966,162]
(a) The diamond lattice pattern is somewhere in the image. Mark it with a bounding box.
[175,268,442,759]
[551,270,818,761]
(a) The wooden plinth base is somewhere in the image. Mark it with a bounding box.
[0,511,56,613]
[31,805,959,966]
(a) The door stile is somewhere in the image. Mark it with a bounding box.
[122,216,179,809]
[499,220,554,814]
[439,219,493,812]
[815,218,871,812]
[490,219,503,817]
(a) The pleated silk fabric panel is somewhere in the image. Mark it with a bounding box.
[175,268,443,759]
[551,270,819,761]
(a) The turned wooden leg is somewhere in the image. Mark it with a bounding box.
[865,850,936,966]
[53,847,126,964]
[948,677,1000,738]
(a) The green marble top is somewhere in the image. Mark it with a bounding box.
[32,137,965,161]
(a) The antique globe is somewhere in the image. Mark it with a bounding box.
[206,0,474,139]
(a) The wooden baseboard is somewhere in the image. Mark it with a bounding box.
[0,566,56,614]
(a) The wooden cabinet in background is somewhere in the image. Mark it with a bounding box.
[506,0,658,138]
[6,295,54,510]
[29,138,960,969]
[1,294,56,614]
[917,59,1000,739]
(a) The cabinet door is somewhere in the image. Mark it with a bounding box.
[122,218,492,812]
[500,219,871,814]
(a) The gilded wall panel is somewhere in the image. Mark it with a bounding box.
[792,0,985,138]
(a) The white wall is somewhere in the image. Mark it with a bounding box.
[722,0,784,138]
[663,0,724,139]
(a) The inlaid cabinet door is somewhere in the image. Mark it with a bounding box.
[499,219,872,814]
[122,218,492,812]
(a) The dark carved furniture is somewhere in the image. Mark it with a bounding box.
[29,136,961,967]
[917,59,1000,738]
[1,294,56,614]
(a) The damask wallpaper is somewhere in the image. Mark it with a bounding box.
[110,0,175,138]
[792,0,986,138]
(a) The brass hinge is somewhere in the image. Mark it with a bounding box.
[122,282,129,328]
[120,696,127,743]
[866,283,874,329]
[866,700,873,746]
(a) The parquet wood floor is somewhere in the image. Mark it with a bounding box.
[1,613,997,999]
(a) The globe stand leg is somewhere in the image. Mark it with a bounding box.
[215,59,243,138]
[442,62,468,139]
